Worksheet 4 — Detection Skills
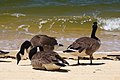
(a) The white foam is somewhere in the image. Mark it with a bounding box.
[97,17,120,31]
[48,22,55,30]
[17,24,30,32]
[10,13,26,18]
[38,20,48,29]
[61,25,66,32]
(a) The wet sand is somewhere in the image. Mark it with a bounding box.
[0,51,120,80]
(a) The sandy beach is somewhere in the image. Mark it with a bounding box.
[0,51,120,80]
[0,0,120,80]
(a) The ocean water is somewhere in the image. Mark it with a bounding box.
[0,0,120,52]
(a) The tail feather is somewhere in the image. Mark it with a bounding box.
[63,50,76,53]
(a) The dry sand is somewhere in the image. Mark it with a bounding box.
[0,51,120,80]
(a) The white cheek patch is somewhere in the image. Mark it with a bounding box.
[20,50,28,60]
[26,46,32,53]
[37,47,40,52]
[19,53,24,60]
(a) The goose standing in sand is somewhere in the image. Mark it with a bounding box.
[63,22,101,65]
[16,34,63,64]
[29,46,69,70]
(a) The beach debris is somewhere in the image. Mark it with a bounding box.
[107,53,120,61]
[0,56,16,59]
[93,69,102,73]
[0,50,9,55]
[102,57,113,60]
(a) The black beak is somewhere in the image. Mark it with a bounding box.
[58,44,64,46]
[16,53,21,65]
[17,59,20,65]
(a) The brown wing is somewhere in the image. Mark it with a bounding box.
[31,51,68,65]
[68,37,101,55]
[31,51,53,64]
[30,35,58,51]
[30,35,58,47]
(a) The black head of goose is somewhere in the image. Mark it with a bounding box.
[63,22,101,65]
[16,35,63,65]
[29,46,69,70]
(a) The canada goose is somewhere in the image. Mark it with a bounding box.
[29,46,69,70]
[63,22,101,65]
[16,34,63,64]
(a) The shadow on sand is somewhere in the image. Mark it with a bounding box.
[70,63,105,66]
[0,60,12,63]
[33,68,70,73]
[19,64,31,66]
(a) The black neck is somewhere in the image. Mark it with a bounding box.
[29,46,44,60]
[29,47,37,60]
[91,24,98,40]
[19,48,25,55]
[19,40,32,55]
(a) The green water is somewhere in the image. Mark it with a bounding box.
[0,0,120,52]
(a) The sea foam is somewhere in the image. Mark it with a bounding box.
[38,20,48,29]
[10,13,26,17]
[16,24,30,32]
[97,18,120,31]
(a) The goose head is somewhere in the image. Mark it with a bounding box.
[16,40,32,65]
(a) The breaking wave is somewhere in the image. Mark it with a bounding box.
[97,17,120,31]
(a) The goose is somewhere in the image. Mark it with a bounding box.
[63,22,101,65]
[29,46,69,70]
[16,34,63,64]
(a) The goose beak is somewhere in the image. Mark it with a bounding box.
[58,44,64,47]
[16,53,21,65]
[17,59,20,65]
